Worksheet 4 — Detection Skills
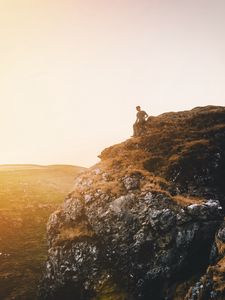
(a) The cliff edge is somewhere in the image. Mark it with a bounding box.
[39,106,225,300]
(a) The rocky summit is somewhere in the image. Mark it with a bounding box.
[39,106,225,300]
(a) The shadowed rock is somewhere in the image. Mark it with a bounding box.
[39,106,225,300]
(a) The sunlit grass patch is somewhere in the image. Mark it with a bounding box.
[0,164,84,300]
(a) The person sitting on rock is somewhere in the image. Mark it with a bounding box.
[133,106,148,137]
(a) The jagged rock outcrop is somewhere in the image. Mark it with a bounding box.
[39,106,225,300]
[184,221,225,300]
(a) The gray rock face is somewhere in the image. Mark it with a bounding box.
[39,188,223,300]
[184,229,223,299]
[123,173,141,191]
[217,223,225,242]
[184,220,225,300]
[39,106,225,300]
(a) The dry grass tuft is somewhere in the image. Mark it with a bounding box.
[183,139,209,149]
[215,237,225,256]
[208,256,225,292]
[172,195,204,207]
[56,223,95,244]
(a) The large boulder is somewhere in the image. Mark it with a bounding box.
[39,106,225,300]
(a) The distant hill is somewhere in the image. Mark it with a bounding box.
[0,164,85,171]
[0,164,86,300]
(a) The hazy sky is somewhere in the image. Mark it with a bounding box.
[0,0,225,167]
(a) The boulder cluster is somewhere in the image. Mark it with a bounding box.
[39,106,225,300]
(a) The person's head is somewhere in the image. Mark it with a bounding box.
[136,106,141,111]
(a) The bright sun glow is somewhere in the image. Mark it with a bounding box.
[0,0,225,167]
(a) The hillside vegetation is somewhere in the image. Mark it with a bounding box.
[39,106,225,300]
[0,164,85,300]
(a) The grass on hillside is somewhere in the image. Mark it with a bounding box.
[0,165,84,300]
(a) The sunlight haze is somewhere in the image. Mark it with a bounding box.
[0,0,225,167]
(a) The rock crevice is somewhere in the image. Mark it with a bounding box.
[39,106,225,300]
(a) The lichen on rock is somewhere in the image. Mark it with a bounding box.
[39,106,225,300]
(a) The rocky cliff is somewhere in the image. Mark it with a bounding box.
[39,106,225,300]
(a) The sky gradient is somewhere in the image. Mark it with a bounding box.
[0,0,225,167]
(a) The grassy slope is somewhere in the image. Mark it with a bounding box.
[0,165,85,300]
